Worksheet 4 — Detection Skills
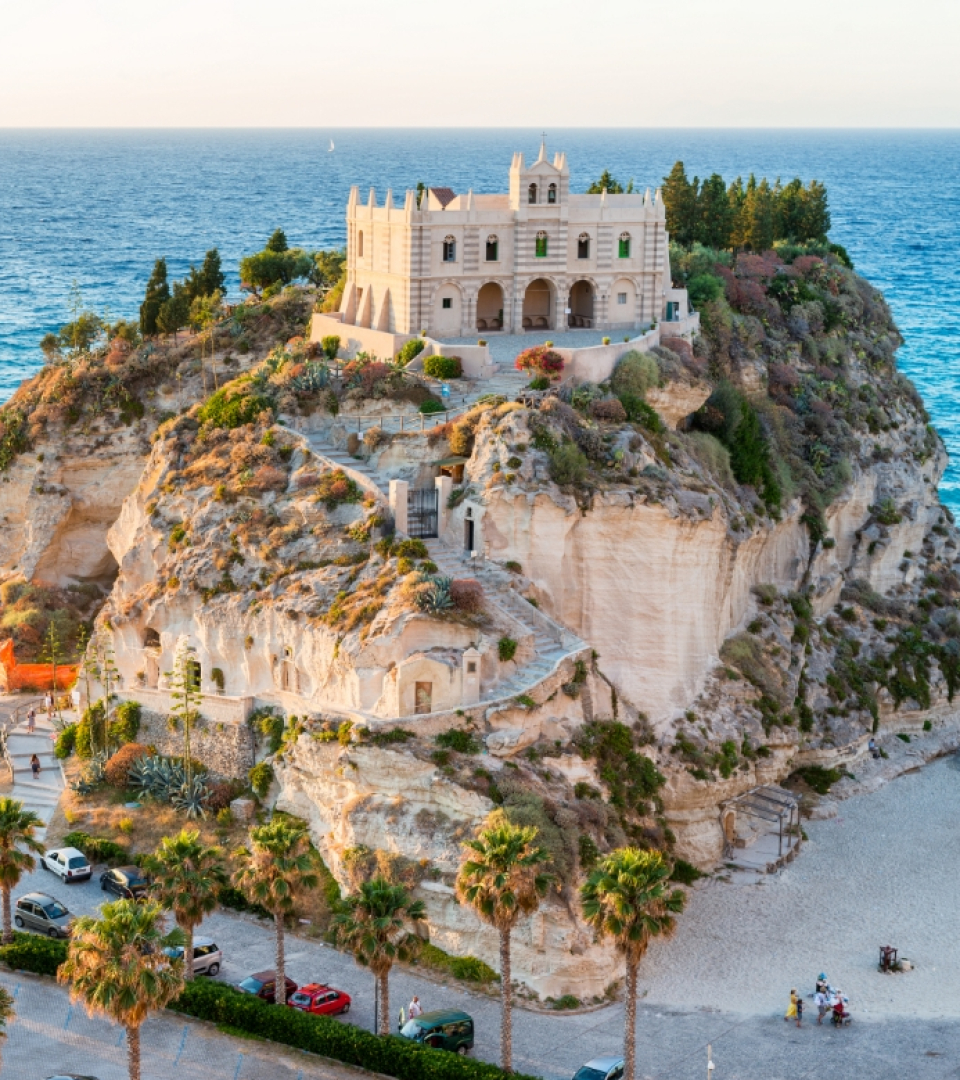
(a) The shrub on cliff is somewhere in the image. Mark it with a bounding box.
[548,443,588,485]
[611,351,660,398]
[315,469,362,510]
[104,743,149,787]
[423,355,462,380]
[396,338,426,366]
[109,700,141,746]
[197,381,275,429]
[450,579,484,614]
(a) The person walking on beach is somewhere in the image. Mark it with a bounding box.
[815,990,828,1024]
[30,753,40,778]
[784,989,798,1023]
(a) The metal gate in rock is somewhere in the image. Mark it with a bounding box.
[408,487,439,539]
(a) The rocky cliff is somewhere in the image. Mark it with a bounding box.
[5,252,958,1000]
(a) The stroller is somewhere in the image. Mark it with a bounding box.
[831,997,852,1026]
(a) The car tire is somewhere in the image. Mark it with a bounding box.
[14,916,23,928]
[341,1002,350,1014]
[457,1046,468,1056]
[100,880,107,891]
[48,928,59,939]
[207,963,220,976]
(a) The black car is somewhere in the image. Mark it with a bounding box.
[100,866,151,900]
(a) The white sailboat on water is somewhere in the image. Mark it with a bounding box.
[328,138,335,152]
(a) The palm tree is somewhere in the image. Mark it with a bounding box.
[0,984,14,1074]
[456,816,553,1071]
[146,828,227,979]
[0,797,45,944]
[580,849,685,1080]
[57,898,185,1080]
[232,818,318,1005]
[335,877,426,1036]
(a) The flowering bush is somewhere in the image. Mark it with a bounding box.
[515,345,564,380]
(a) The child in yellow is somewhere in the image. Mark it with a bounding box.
[784,989,799,1023]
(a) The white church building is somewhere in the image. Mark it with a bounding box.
[337,142,688,340]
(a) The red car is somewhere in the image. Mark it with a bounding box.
[287,983,351,1016]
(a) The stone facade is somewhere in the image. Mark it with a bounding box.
[341,142,690,338]
[131,702,255,781]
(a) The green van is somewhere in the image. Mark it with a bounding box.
[399,1009,474,1055]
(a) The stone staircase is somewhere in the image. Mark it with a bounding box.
[302,437,390,498]
[288,364,585,710]
[424,539,580,705]
[3,710,64,835]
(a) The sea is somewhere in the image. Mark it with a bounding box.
[1,129,958,506]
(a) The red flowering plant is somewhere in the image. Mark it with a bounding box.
[514,345,564,381]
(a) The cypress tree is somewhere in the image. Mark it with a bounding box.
[727,176,748,249]
[139,258,170,337]
[696,173,734,250]
[199,248,225,297]
[266,228,288,253]
[777,178,806,241]
[745,179,776,252]
[587,170,624,194]
[661,162,699,247]
[800,180,831,242]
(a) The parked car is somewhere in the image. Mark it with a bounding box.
[235,970,298,1004]
[287,983,351,1016]
[572,1057,625,1080]
[15,892,73,938]
[41,847,91,883]
[99,866,151,900]
[399,1010,474,1055]
[45,1075,101,1079]
[162,936,222,976]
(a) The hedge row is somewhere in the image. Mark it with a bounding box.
[173,981,539,1080]
[0,936,540,1080]
[0,932,67,975]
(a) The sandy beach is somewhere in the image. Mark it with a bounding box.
[639,752,960,1020]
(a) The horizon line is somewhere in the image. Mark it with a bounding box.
[1,125,959,132]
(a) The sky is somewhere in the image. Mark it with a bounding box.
[2,0,959,128]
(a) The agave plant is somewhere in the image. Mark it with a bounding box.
[171,775,210,819]
[289,361,330,393]
[415,574,453,613]
[126,753,156,794]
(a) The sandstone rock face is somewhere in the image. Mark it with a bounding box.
[275,737,618,998]
[0,425,150,586]
[481,486,808,723]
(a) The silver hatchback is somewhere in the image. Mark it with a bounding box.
[15,892,73,938]
[163,936,223,976]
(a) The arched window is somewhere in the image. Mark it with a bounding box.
[548,183,557,204]
[577,233,590,259]
[357,231,364,258]
[618,232,631,258]
[442,236,456,263]
[485,235,499,261]
[528,183,538,205]
[535,231,548,258]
